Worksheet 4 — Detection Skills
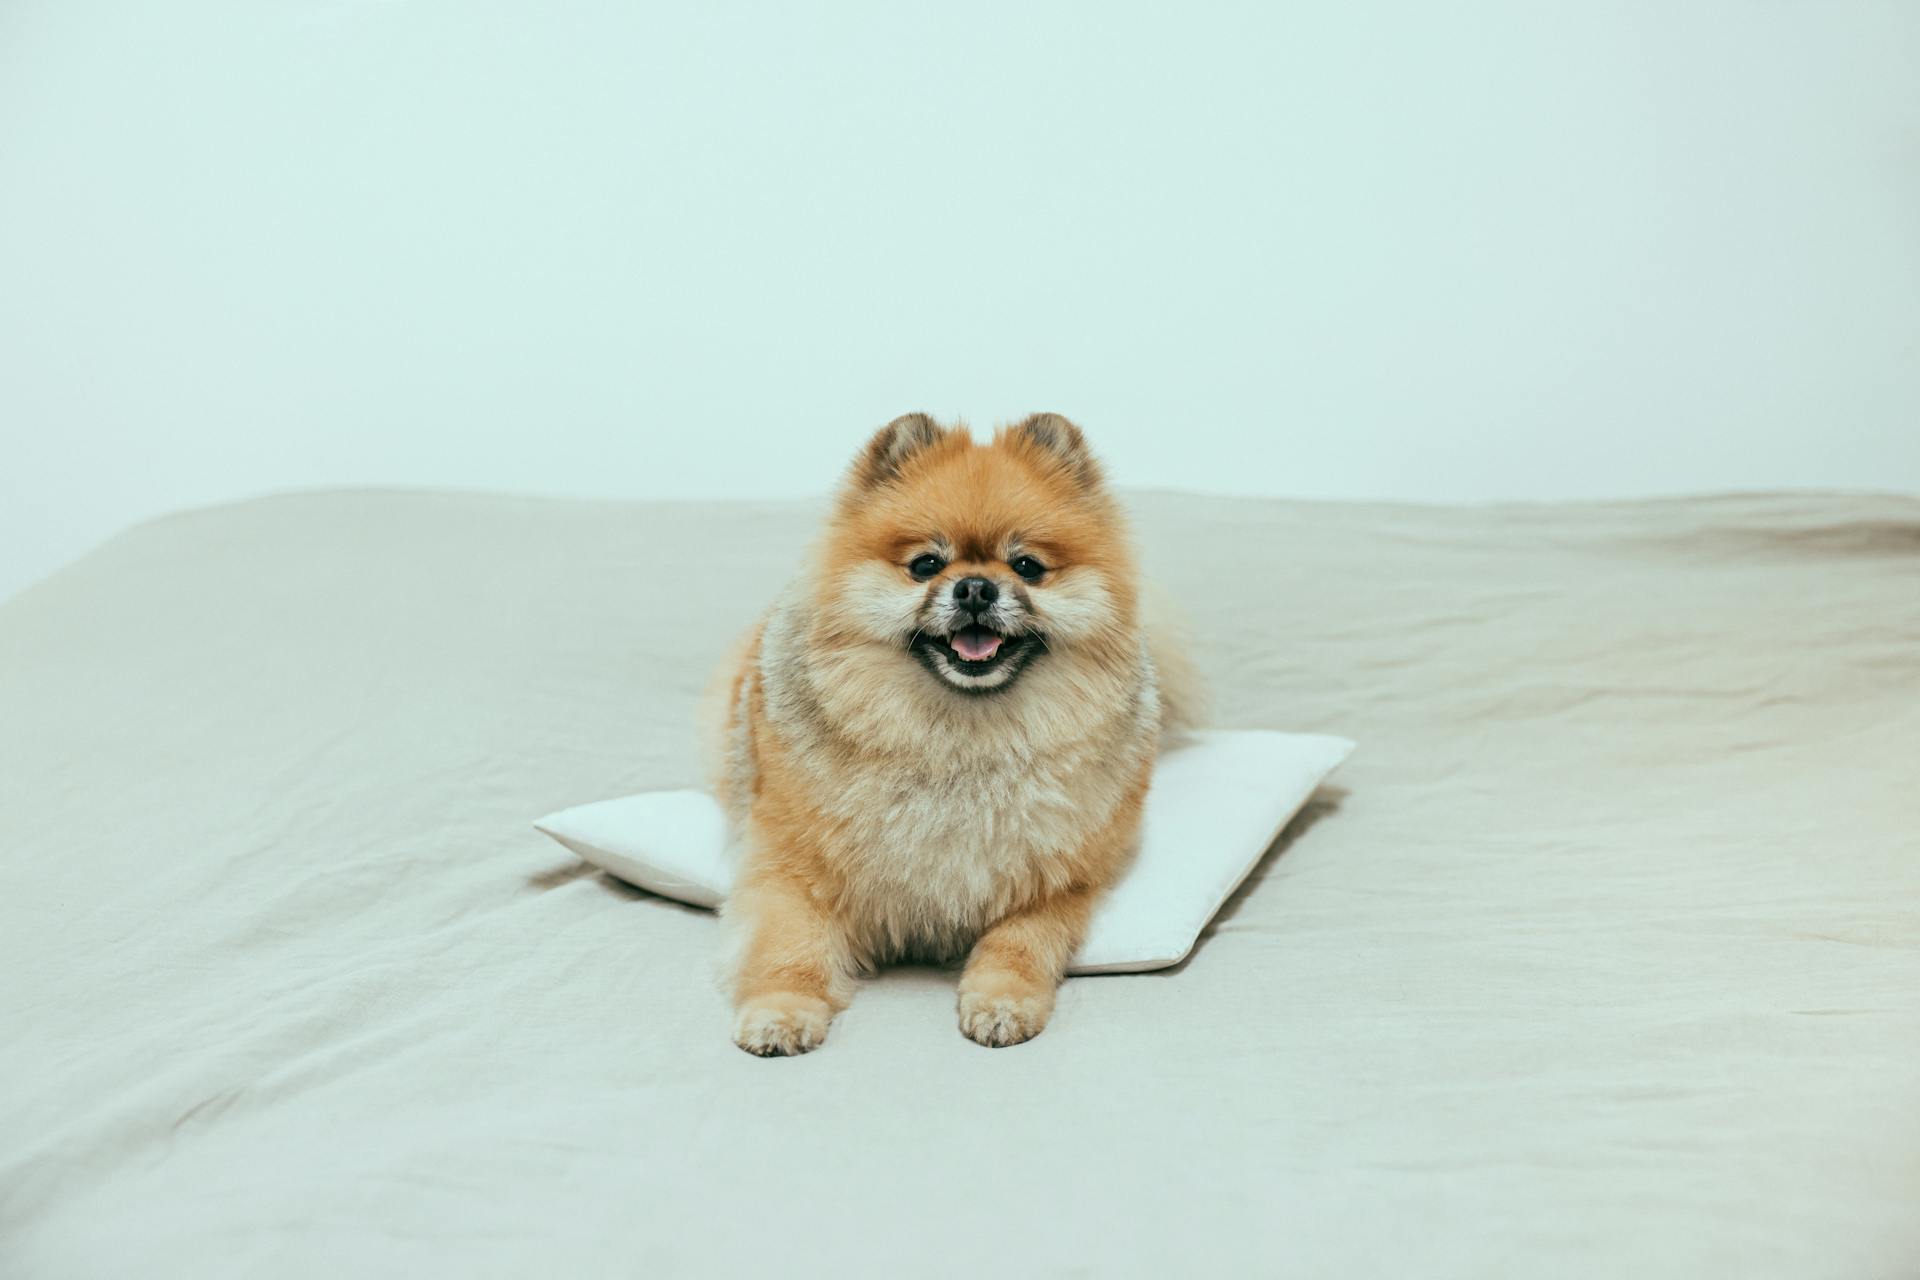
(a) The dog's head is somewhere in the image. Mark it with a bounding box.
[813,413,1140,701]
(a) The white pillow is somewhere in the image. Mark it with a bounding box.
[535,730,1353,975]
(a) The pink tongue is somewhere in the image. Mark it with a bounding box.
[952,630,1003,662]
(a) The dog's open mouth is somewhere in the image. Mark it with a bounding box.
[948,625,1006,665]
[910,624,1040,691]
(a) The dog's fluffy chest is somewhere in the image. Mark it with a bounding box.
[812,749,1120,957]
[739,593,1159,961]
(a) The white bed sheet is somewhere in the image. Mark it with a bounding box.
[2,488,1916,1277]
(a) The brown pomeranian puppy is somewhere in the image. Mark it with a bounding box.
[709,413,1197,1054]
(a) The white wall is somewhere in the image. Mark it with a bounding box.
[3,1,1917,602]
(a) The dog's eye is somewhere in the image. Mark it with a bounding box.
[1009,555,1047,582]
[908,554,945,581]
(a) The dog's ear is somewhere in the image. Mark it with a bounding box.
[1006,412,1103,490]
[852,413,951,489]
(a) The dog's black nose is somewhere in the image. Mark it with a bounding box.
[952,576,998,612]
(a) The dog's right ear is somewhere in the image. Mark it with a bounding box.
[851,413,951,490]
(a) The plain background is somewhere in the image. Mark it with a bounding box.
[2,1,1917,604]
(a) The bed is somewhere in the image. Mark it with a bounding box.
[2,488,1916,1277]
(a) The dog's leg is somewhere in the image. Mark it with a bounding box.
[956,882,1098,1048]
[958,772,1147,1047]
[728,874,854,1057]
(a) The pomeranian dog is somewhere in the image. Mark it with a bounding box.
[709,413,1197,1054]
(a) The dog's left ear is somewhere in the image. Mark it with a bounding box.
[1007,413,1103,490]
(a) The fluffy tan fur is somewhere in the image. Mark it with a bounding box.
[711,413,1194,1054]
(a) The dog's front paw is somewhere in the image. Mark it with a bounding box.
[957,986,1052,1048]
[733,993,833,1057]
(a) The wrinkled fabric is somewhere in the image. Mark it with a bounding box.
[1,489,1916,1278]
